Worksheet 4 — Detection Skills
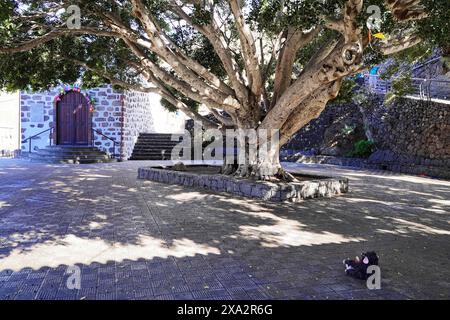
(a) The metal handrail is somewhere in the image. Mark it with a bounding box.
[20,127,120,158]
[411,57,441,71]
[364,75,450,100]
[22,127,54,154]
[91,128,120,158]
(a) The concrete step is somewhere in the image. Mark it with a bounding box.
[130,133,193,161]
[33,150,109,157]
[131,153,179,159]
[136,135,181,139]
[138,133,176,138]
[134,141,180,146]
[29,146,115,164]
[30,158,117,164]
[133,142,179,147]
[135,139,178,143]
[129,156,168,160]
[132,139,186,145]
[44,146,103,151]
[35,148,109,156]
[132,148,176,153]
[30,153,110,160]
[130,150,177,155]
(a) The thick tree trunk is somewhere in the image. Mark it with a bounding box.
[220,128,297,182]
[221,154,296,182]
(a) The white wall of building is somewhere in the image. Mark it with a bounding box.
[147,93,187,134]
[0,91,20,155]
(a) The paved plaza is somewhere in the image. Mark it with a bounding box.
[0,159,449,300]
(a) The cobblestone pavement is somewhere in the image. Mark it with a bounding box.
[0,159,449,300]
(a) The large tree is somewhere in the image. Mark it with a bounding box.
[0,0,447,179]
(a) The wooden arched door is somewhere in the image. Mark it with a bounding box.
[56,91,91,145]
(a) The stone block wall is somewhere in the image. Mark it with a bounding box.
[89,86,124,155]
[364,95,450,173]
[121,91,187,159]
[285,94,450,178]
[20,88,59,152]
[20,85,124,154]
[122,90,155,159]
[20,85,187,159]
[282,103,366,156]
[138,166,349,202]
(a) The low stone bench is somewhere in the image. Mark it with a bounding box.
[138,165,349,202]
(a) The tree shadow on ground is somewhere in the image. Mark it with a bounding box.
[0,159,448,300]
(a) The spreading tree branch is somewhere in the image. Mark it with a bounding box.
[123,38,236,113]
[385,0,428,22]
[168,1,250,107]
[378,33,422,55]
[261,0,364,132]
[129,0,241,110]
[279,81,342,146]
[271,26,322,108]
[0,27,120,54]
[229,0,264,98]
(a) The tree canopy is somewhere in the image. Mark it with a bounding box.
[0,0,447,178]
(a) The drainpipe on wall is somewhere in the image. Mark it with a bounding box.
[17,91,22,158]
[119,93,125,161]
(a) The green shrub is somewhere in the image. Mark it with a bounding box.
[332,78,357,104]
[384,72,416,104]
[347,140,376,158]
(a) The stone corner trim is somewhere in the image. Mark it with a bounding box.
[138,166,349,202]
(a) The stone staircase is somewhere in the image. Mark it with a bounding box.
[130,133,180,160]
[28,146,116,164]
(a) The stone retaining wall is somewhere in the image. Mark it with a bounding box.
[364,96,449,161]
[282,103,366,156]
[286,154,450,179]
[138,166,349,202]
[285,94,450,179]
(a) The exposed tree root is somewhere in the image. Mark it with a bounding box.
[221,163,298,182]
[274,167,298,182]
[221,163,238,175]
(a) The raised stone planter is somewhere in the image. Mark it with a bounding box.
[138,165,349,202]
